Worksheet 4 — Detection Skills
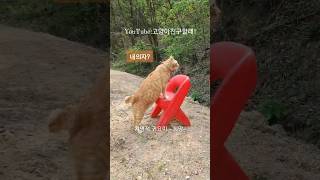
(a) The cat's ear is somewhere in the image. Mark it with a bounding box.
[48,105,78,133]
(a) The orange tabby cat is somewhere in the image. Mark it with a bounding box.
[125,56,179,126]
[48,69,108,180]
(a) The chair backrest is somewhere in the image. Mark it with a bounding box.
[211,41,257,148]
[166,74,191,94]
[211,42,255,81]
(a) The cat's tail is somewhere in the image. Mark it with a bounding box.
[48,104,79,133]
[125,95,137,104]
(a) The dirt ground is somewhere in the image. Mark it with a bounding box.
[1,25,320,180]
[110,70,210,180]
[228,112,320,180]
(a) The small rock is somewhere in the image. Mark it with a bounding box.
[185,175,190,179]
[136,176,142,180]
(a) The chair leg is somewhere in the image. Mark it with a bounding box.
[176,108,190,126]
[157,115,169,127]
[151,105,162,118]
[214,146,249,180]
[156,109,176,127]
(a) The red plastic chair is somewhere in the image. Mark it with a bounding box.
[151,75,191,128]
[211,42,257,180]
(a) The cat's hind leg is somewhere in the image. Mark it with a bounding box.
[132,103,148,127]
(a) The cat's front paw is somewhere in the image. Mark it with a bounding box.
[160,93,166,99]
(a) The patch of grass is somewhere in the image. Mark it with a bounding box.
[253,174,268,180]
[157,162,166,172]
[190,91,203,102]
[258,99,287,125]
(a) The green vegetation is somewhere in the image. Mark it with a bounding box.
[111,0,210,105]
[258,100,287,125]
[253,174,268,180]
[190,91,203,103]
[0,0,108,49]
